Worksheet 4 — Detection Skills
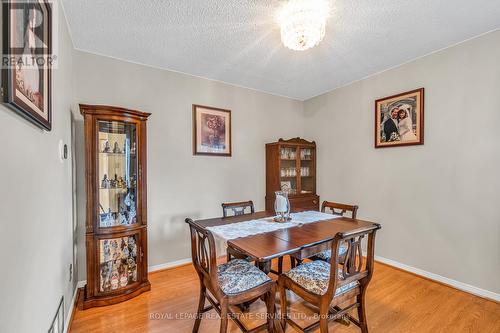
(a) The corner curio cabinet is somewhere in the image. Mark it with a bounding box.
[80,104,151,309]
[266,138,319,212]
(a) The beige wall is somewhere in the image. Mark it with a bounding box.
[72,51,305,279]
[303,30,500,294]
[0,2,76,332]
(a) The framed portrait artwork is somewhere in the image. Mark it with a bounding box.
[193,104,232,156]
[375,88,424,148]
[1,0,52,130]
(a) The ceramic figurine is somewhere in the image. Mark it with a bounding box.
[128,209,136,225]
[130,142,136,154]
[113,142,121,154]
[103,141,111,153]
[128,176,137,188]
[128,195,137,224]
[110,266,119,290]
[120,238,129,256]
[108,209,114,227]
[129,237,137,257]
[101,209,113,227]
[119,193,128,214]
[100,263,109,291]
[117,176,125,188]
[104,262,113,291]
[122,243,130,257]
[118,212,127,225]
[101,174,110,189]
[127,258,136,281]
[109,174,118,188]
[111,240,120,260]
[103,240,111,262]
[119,265,128,288]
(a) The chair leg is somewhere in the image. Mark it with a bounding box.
[290,256,296,268]
[219,300,229,333]
[278,257,283,274]
[278,280,288,331]
[357,292,369,333]
[226,251,232,263]
[319,304,329,333]
[265,285,276,333]
[193,285,206,333]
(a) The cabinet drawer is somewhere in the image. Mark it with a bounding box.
[290,195,320,211]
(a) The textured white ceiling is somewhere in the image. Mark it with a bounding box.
[62,0,500,100]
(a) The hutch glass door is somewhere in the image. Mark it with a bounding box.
[280,146,298,195]
[98,120,138,228]
[299,147,314,194]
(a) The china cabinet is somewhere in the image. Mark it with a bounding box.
[265,138,319,211]
[80,104,151,309]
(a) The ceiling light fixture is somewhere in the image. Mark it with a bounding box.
[279,0,331,51]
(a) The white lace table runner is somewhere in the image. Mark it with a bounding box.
[207,211,339,255]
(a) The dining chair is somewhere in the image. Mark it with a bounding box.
[221,201,256,263]
[308,201,359,263]
[321,201,359,218]
[222,200,255,217]
[186,218,276,333]
[278,225,380,333]
[289,201,359,267]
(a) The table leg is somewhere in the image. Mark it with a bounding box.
[258,260,272,274]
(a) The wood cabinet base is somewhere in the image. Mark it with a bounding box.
[266,194,320,212]
[82,281,151,310]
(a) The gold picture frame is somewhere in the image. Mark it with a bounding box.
[375,88,424,148]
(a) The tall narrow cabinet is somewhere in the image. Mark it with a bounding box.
[80,104,151,309]
[266,138,319,211]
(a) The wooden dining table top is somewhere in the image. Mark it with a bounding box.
[193,211,381,263]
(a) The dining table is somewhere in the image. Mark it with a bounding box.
[192,210,381,332]
[193,210,380,274]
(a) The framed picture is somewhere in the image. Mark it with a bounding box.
[1,0,52,130]
[375,88,424,148]
[193,104,232,156]
[280,181,291,192]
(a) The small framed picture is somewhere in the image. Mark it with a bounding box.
[193,104,232,156]
[375,88,424,148]
[280,181,292,192]
[1,0,53,131]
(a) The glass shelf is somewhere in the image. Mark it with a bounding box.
[99,152,136,156]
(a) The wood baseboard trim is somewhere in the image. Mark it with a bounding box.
[65,281,86,333]
[373,255,500,303]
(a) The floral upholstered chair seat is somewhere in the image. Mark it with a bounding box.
[313,242,348,261]
[217,259,271,295]
[284,260,358,296]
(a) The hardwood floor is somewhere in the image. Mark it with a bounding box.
[70,260,500,333]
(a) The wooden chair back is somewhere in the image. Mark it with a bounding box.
[222,200,255,218]
[321,201,358,219]
[325,225,379,300]
[185,218,221,295]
